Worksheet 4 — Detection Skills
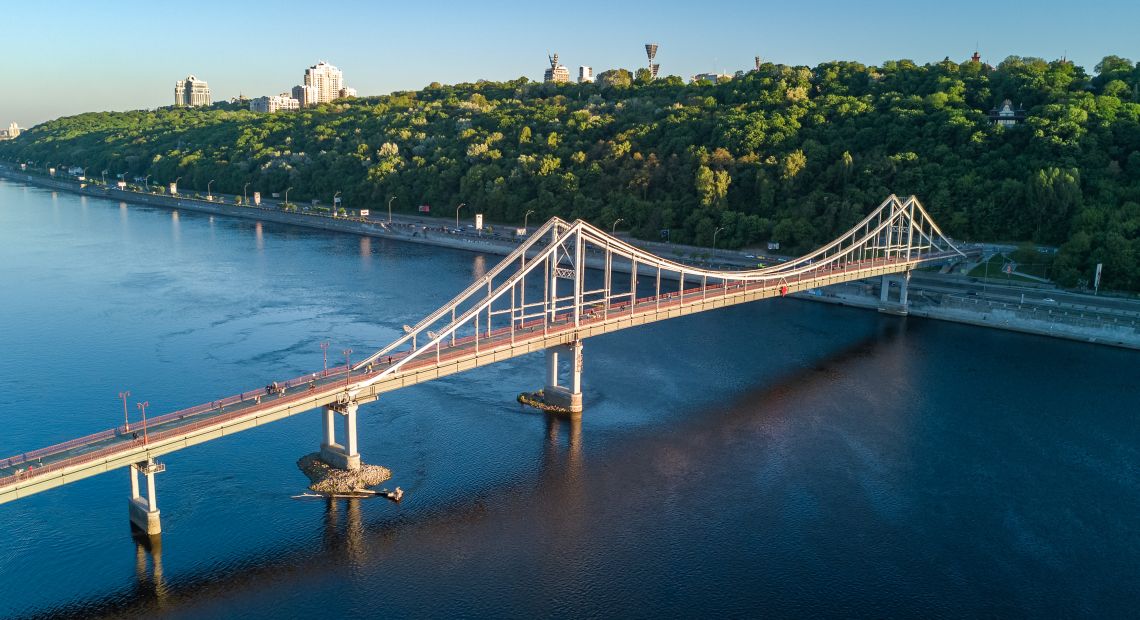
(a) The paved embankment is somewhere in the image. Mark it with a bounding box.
[793,283,1140,350]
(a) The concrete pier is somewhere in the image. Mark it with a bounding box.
[879,272,911,315]
[128,459,164,535]
[320,402,362,471]
[543,341,583,414]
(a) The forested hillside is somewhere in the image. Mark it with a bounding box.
[4,56,1140,289]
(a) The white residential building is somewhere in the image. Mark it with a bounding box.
[292,60,352,106]
[250,93,301,113]
[578,66,594,83]
[174,75,212,107]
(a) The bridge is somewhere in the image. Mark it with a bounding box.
[0,195,964,534]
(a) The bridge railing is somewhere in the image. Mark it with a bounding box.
[0,364,357,488]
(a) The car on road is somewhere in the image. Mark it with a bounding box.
[1042,297,1057,304]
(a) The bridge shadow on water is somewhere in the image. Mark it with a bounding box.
[22,319,913,619]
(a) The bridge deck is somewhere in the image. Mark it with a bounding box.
[0,254,947,504]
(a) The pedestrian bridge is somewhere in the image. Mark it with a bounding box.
[0,195,965,532]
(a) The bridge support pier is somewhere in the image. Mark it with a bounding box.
[128,459,164,536]
[543,341,583,414]
[320,401,361,471]
[879,272,910,315]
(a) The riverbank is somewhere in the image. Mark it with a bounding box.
[794,283,1140,350]
[3,166,1137,350]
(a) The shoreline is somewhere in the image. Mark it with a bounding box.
[3,168,1137,350]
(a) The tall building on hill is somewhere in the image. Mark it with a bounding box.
[578,66,594,83]
[544,53,570,83]
[292,60,352,106]
[0,122,20,140]
[174,75,211,107]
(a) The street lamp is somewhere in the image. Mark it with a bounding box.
[101,170,108,185]
[172,176,181,195]
[136,401,150,446]
[713,226,725,249]
[524,209,535,232]
[243,182,250,205]
[455,202,466,229]
[207,179,215,199]
[343,349,353,387]
[144,174,151,191]
[320,341,330,376]
[388,196,396,223]
[612,218,624,235]
[119,390,131,431]
[284,186,293,209]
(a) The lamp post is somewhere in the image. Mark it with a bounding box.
[172,176,181,195]
[136,401,150,446]
[713,226,725,250]
[284,186,293,209]
[101,170,108,185]
[612,218,624,235]
[320,341,330,376]
[243,182,250,205]
[343,349,353,387]
[455,202,466,229]
[207,179,215,200]
[119,390,131,431]
[524,209,535,232]
[144,174,152,191]
[388,196,396,223]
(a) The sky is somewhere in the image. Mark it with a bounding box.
[2,0,1138,128]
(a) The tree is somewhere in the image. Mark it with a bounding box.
[597,69,633,88]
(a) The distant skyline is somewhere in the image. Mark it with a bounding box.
[2,0,1138,127]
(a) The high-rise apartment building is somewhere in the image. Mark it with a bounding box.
[0,122,20,140]
[174,75,211,107]
[292,61,352,106]
[578,66,594,83]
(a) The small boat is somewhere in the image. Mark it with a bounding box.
[291,487,404,501]
[291,490,379,500]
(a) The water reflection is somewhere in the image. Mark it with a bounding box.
[359,237,372,269]
[472,255,487,279]
[170,210,181,246]
[255,221,264,252]
[321,497,367,569]
[132,534,168,608]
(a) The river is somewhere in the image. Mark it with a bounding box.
[1,178,1138,618]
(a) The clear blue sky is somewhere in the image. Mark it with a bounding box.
[2,0,1137,127]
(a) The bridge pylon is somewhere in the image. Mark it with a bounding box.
[879,270,911,315]
[544,340,584,414]
[128,458,164,536]
[320,400,361,471]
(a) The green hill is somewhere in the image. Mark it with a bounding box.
[4,56,1140,290]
